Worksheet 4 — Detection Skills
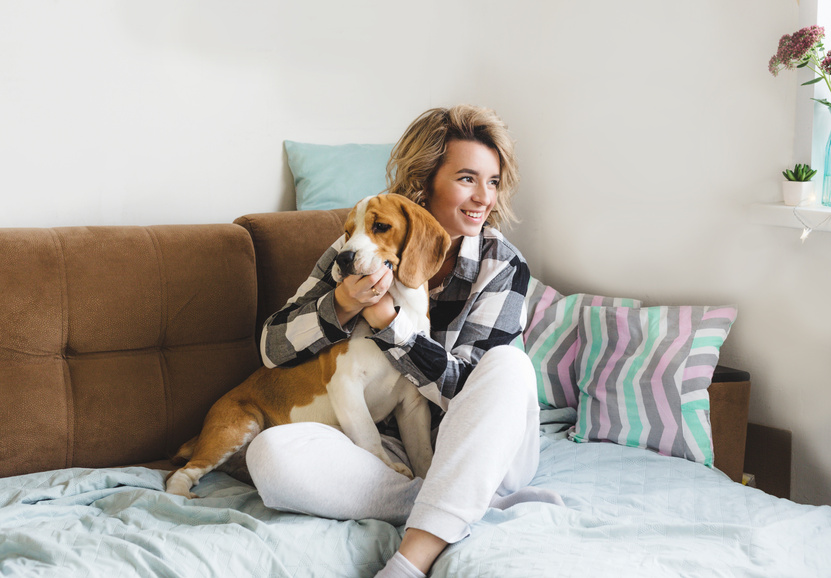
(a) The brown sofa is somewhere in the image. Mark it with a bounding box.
[0,209,749,482]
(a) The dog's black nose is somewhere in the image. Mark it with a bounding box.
[336,251,356,272]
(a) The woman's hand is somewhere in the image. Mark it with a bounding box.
[333,266,394,328]
[362,292,396,331]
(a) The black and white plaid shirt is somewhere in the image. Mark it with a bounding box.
[260,226,530,412]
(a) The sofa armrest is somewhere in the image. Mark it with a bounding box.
[709,366,751,483]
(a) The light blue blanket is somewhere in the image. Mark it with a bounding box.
[1,409,829,577]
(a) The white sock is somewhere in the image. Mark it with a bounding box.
[489,485,565,510]
[374,552,426,578]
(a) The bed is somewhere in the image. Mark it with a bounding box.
[1,407,828,577]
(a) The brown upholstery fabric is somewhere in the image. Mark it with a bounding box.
[0,225,261,477]
[709,379,751,483]
[234,209,349,331]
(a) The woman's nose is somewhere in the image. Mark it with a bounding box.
[472,182,493,204]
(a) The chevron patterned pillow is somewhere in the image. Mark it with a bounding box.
[522,277,641,408]
[568,304,738,466]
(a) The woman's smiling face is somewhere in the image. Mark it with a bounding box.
[425,139,501,244]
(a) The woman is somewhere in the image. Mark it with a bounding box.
[248,105,562,578]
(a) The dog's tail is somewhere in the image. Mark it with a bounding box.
[170,435,198,466]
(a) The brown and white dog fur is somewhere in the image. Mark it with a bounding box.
[165,194,451,498]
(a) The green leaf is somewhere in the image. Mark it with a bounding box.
[797,61,810,68]
[802,77,824,86]
[811,98,831,107]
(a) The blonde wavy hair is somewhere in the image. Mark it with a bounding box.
[386,105,519,229]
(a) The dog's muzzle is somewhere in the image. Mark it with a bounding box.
[334,250,393,279]
[335,251,356,275]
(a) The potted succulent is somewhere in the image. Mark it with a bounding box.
[782,163,817,206]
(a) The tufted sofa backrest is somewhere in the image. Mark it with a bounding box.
[0,224,261,477]
[234,209,349,332]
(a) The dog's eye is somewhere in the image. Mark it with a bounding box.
[372,222,392,234]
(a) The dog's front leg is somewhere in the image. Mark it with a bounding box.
[326,376,414,479]
[393,377,433,479]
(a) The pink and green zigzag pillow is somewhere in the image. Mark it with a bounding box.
[568,304,738,466]
[522,277,641,408]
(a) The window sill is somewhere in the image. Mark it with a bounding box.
[750,202,831,233]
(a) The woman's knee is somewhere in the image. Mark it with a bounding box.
[246,423,347,496]
[481,344,534,372]
[476,345,537,404]
[447,345,538,426]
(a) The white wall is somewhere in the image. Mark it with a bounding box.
[0,0,438,224]
[2,0,829,506]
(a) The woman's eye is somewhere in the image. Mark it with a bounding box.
[460,176,473,183]
[489,179,500,187]
[372,222,392,233]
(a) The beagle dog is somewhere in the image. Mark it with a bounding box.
[165,194,451,498]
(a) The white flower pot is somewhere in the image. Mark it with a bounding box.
[782,181,813,206]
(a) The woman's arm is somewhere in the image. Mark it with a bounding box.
[368,248,530,410]
[260,236,359,368]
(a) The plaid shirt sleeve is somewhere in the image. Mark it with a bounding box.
[368,229,530,411]
[260,235,361,368]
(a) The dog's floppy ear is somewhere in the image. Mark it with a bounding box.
[396,196,451,289]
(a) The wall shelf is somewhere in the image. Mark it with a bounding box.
[750,202,831,233]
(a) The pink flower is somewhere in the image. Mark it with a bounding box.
[821,52,831,76]
[769,25,825,76]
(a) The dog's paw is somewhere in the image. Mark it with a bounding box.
[166,486,197,499]
[390,462,414,479]
[165,471,197,498]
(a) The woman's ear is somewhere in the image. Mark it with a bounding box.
[396,197,451,289]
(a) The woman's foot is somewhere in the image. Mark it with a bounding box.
[375,552,426,578]
[375,528,447,577]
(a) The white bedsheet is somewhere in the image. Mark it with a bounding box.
[1,408,829,577]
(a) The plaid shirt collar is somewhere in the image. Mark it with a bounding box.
[449,229,486,283]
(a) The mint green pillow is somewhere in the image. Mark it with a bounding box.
[285,141,394,211]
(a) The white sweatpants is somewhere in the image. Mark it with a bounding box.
[246,345,540,543]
